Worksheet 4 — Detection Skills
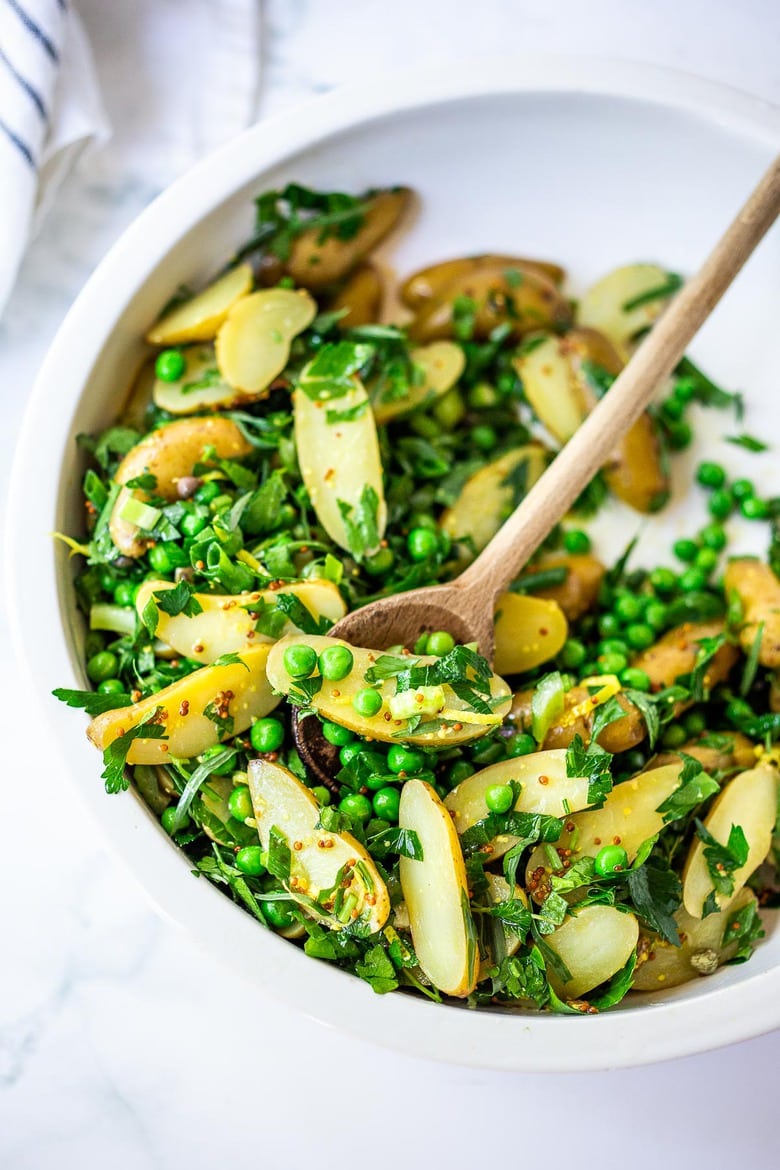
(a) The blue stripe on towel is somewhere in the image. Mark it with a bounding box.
[0,46,47,119]
[4,0,59,62]
[0,116,35,166]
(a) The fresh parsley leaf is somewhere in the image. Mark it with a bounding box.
[273,590,333,636]
[337,484,381,560]
[535,891,568,934]
[298,341,375,402]
[656,754,719,822]
[688,632,727,703]
[588,949,638,1010]
[626,855,682,945]
[489,897,532,939]
[355,944,399,994]
[153,580,204,619]
[566,733,613,806]
[368,826,424,861]
[364,654,416,683]
[267,826,292,884]
[326,400,369,424]
[695,819,749,899]
[52,686,133,717]
[623,688,661,749]
[203,695,235,738]
[722,898,765,962]
[550,856,596,894]
[101,713,167,794]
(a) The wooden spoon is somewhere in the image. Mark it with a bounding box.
[294,156,780,783]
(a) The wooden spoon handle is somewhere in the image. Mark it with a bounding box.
[455,153,780,602]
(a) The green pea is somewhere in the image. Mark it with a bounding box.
[84,631,105,659]
[619,667,651,692]
[731,478,754,501]
[180,510,208,539]
[365,769,392,791]
[339,743,362,767]
[726,698,754,725]
[649,567,677,595]
[599,638,629,657]
[614,594,642,623]
[485,784,514,814]
[113,580,138,607]
[696,461,726,489]
[673,538,698,564]
[679,567,707,592]
[740,496,769,520]
[352,688,383,718]
[496,371,517,396]
[467,381,498,409]
[407,526,439,561]
[666,420,693,450]
[97,677,125,695]
[321,720,355,747]
[598,613,622,638]
[161,806,189,835]
[506,733,537,758]
[683,709,707,737]
[194,480,220,505]
[87,650,119,683]
[148,542,188,574]
[448,760,476,785]
[563,529,591,555]
[426,630,455,656]
[625,623,655,651]
[234,846,265,876]
[593,844,628,876]
[250,717,285,753]
[318,645,354,681]
[624,749,647,771]
[660,396,685,422]
[263,900,296,929]
[471,424,498,451]
[364,547,395,577]
[708,489,733,520]
[372,787,401,821]
[661,722,687,749]
[339,792,373,822]
[559,639,587,668]
[699,523,727,552]
[311,786,332,806]
[673,376,696,403]
[387,744,426,774]
[155,349,186,382]
[199,745,235,775]
[644,601,667,631]
[283,643,317,679]
[599,652,628,675]
[694,547,719,574]
[227,785,253,821]
[413,633,430,654]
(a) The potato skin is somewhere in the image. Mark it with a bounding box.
[724,558,780,668]
[518,553,605,621]
[400,254,565,308]
[650,731,757,774]
[509,687,646,753]
[330,264,383,329]
[632,620,738,693]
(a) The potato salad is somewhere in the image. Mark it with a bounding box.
[56,183,780,1011]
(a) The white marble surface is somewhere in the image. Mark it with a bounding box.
[2,2,780,1166]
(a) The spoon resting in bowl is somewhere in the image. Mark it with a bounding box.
[294,154,780,784]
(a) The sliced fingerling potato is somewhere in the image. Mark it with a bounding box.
[247,758,390,933]
[266,634,512,748]
[632,620,737,694]
[399,779,478,997]
[293,378,386,555]
[87,644,279,764]
[285,187,412,290]
[517,553,606,622]
[400,254,565,309]
[723,558,780,668]
[445,748,592,859]
[135,579,347,664]
[632,888,758,991]
[371,341,465,424]
[508,687,646,754]
[651,731,758,775]
[216,288,317,396]
[153,344,240,415]
[439,444,547,555]
[408,262,572,344]
[329,264,384,330]
[546,905,639,1000]
[109,416,252,557]
[525,762,685,887]
[682,763,777,918]
[146,263,253,345]
[576,263,678,355]
[493,593,568,676]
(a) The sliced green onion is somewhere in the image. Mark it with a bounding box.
[118,496,162,530]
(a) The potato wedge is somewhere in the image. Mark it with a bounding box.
[135,579,347,664]
[518,553,605,621]
[651,731,757,775]
[439,444,547,554]
[682,763,776,917]
[577,263,677,355]
[247,759,389,932]
[723,558,780,668]
[146,263,253,345]
[153,344,241,414]
[293,379,386,555]
[509,687,646,754]
[494,593,567,675]
[409,261,572,344]
[266,634,512,747]
[87,644,279,764]
[285,188,411,290]
[546,905,639,1000]
[632,620,737,694]
[632,888,757,991]
[216,288,317,395]
[110,416,251,557]
[399,779,478,997]
[525,762,684,886]
[445,749,592,860]
[371,341,465,424]
[401,254,565,308]
[513,332,586,443]
[330,264,383,330]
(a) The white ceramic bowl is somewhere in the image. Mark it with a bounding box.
[8,57,780,1071]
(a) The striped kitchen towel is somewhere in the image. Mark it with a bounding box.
[0,0,108,312]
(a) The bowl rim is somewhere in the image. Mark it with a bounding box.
[7,54,780,1072]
